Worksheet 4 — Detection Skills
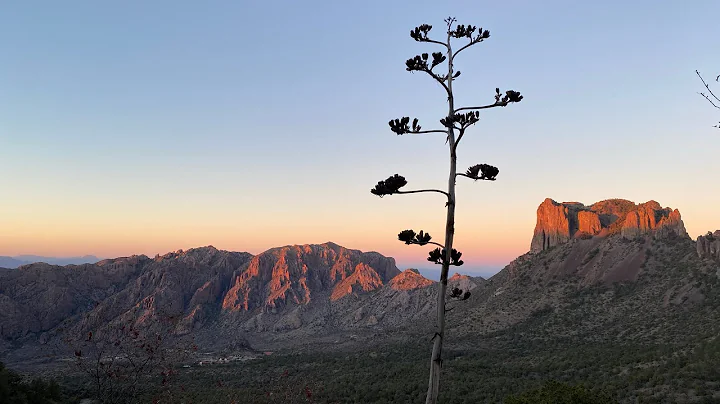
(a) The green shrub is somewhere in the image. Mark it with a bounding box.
[504,380,616,404]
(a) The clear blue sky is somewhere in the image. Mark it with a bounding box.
[1,1,719,277]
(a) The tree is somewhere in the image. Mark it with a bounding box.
[63,309,195,404]
[370,17,523,404]
[695,70,720,128]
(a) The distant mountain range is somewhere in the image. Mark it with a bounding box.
[0,255,101,269]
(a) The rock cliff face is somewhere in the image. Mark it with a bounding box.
[531,198,688,252]
[221,242,398,312]
[697,231,720,261]
[531,199,573,251]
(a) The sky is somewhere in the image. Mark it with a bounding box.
[1,1,719,278]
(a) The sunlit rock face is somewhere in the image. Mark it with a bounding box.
[531,198,688,252]
[221,242,399,311]
[389,269,435,291]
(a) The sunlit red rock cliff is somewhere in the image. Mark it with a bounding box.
[531,198,687,252]
[221,242,399,312]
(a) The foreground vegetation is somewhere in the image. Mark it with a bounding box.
[0,362,64,404]
[31,311,719,403]
[150,327,716,403]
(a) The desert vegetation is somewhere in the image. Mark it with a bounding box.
[0,361,64,404]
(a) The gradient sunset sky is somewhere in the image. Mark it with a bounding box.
[1,1,719,277]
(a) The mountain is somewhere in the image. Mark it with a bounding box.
[2,198,720,402]
[2,198,715,352]
[221,242,398,312]
[0,255,101,269]
[697,230,720,261]
[0,257,27,269]
[531,198,686,252]
[0,242,401,360]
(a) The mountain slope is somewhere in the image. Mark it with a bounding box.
[0,243,400,361]
[3,198,720,403]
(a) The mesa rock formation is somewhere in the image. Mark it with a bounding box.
[531,198,687,252]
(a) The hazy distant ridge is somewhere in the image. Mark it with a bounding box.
[0,255,101,268]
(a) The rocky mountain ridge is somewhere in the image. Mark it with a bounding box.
[0,243,413,349]
[531,198,687,252]
[2,198,719,382]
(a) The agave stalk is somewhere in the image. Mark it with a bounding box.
[371,17,522,404]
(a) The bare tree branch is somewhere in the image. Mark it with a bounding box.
[395,189,451,199]
[413,129,450,135]
[403,240,447,249]
[697,70,720,105]
[425,38,450,48]
[456,173,496,181]
[699,92,720,109]
[452,41,476,61]
[454,102,506,113]
[426,71,451,95]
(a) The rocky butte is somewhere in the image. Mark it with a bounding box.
[530,198,687,252]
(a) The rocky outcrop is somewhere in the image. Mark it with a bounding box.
[448,273,483,292]
[577,211,602,235]
[221,242,399,312]
[531,198,573,252]
[697,231,720,261]
[531,198,688,252]
[389,269,435,291]
[331,263,384,301]
[620,201,686,239]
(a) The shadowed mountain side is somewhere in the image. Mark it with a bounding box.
[0,243,400,361]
